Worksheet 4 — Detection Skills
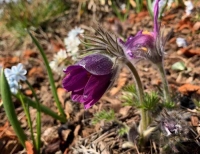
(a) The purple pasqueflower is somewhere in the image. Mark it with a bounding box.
[62,54,115,109]
[119,0,165,64]
[161,119,182,136]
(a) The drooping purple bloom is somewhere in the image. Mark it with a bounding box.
[62,54,115,109]
[119,0,165,64]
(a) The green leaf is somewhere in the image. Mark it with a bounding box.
[0,70,27,147]
[171,61,186,71]
[28,31,66,120]
[14,93,67,123]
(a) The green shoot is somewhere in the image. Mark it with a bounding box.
[92,109,115,125]
[118,126,129,136]
[164,101,176,109]
[141,92,160,111]
[122,84,140,107]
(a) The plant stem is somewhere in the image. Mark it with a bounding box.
[126,62,148,132]
[111,1,123,21]
[28,31,66,119]
[14,94,67,123]
[18,91,36,149]
[159,0,168,19]
[136,0,143,13]
[157,62,171,103]
[25,80,41,153]
[147,0,153,18]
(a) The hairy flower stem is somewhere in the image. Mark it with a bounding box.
[157,62,171,103]
[126,61,149,133]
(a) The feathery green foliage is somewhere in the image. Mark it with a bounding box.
[194,99,200,108]
[122,84,140,107]
[122,84,160,111]
[141,92,160,111]
[118,126,129,136]
[92,109,115,125]
[163,101,175,109]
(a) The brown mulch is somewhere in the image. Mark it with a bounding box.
[0,1,200,154]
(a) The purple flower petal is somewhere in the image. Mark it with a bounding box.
[71,89,84,102]
[77,54,113,75]
[82,74,112,109]
[120,33,155,60]
[62,65,89,91]
[62,54,115,109]
[83,99,99,109]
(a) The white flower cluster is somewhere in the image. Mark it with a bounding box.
[176,37,187,47]
[49,49,67,74]
[4,63,27,94]
[64,27,84,60]
[184,1,193,16]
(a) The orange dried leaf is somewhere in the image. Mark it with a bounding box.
[191,116,199,127]
[50,40,65,52]
[25,141,35,154]
[28,67,44,78]
[193,22,200,31]
[0,122,17,140]
[57,87,66,106]
[178,84,200,95]
[23,50,37,58]
[163,14,176,20]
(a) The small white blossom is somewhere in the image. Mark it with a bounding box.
[4,63,26,94]
[120,4,126,11]
[64,27,84,61]
[50,49,67,73]
[64,37,80,59]
[176,37,187,47]
[4,63,27,82]
[184,1,193,16]
[68,27,84,39]
[7,77,21,94]
[53,49,67,63]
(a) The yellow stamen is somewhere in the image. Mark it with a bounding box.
[142,30,151,35]
[141,47,148,52]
